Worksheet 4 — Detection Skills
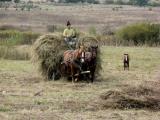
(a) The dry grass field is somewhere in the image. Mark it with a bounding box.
[0,4,160,33]
[0,3,160,120]
[0,46,160,120]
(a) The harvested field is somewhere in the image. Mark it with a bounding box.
[0,46,160,120]
[0,5,160,33]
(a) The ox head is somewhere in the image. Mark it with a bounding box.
[89,45,98,58]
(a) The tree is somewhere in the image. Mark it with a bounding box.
[129,0,149,6]
[64,0,98,3]
[14,0,20,3]
[0,0,12,1]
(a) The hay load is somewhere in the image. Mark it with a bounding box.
[78,35,99,49]
[78,35,102,75]
[32,34,69,79]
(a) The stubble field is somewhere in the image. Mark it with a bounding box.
[0,46,160,120]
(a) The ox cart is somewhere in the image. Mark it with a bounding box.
[33,34,100,82]
[52,37,99,83]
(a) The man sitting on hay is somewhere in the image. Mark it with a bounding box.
[63,21,77,49]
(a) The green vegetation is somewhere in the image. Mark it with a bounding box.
[149,1,160,6]
[104,0,160,6]
[14,0,20,3]
[0,30,40,45]
[115,23,160,46]
[0,59,32,71]
[129,0,149,6]
[0,0,160,7]
[0,46,30,60]
[101,46,160,72]
[0,106,10,112]
[64,0,99,4]
[88,26,97,35]
[0,30,38,60]
[0,0,11,1]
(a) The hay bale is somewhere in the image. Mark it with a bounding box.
[99,86,160,110]
[32,33,69,79]
[78,35,102,75]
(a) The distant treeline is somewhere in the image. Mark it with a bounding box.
[109,0,160,6]
[54,0,160,6]
[1,0,160,6]
[0,0,20,3]
[0,0,11,1]
[59,0,99,4]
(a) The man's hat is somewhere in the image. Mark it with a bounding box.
[67,21,71,26]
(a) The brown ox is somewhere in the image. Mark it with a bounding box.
[80,46,98,82]
[61,46,84,83]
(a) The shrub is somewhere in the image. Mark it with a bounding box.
[115,23,160,46]
[101,26,114,35]
[148,2,160,7]
[129,0,149,6]
[88,26,97,35]
[112,7,119,11]
[21,6,24,11]
[104,0,114,4]
[14,0,20,3]
[65,0,99,3]
[148,7,152,11]
[114,0,125,5]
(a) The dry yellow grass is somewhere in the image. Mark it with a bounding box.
[0,46,160,120]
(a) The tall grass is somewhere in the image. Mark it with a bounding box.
[0,45,30,60]
[0,30,39,60]
[0,30,40,46]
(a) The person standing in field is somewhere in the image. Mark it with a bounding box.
[63,21,77,49]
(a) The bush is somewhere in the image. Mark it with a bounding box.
[14,0,20,3]
[114,0,125,5]
[148,2,160,7]
[116,23,160,46]
[88,26,97,35]
[65,0,99,3]
[148,7,152,11]
[129,0,149,6]
[104,0,114,4]
[101,25,114,35]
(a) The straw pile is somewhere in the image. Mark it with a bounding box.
[98,85,160,110]
[32,33,69,79]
